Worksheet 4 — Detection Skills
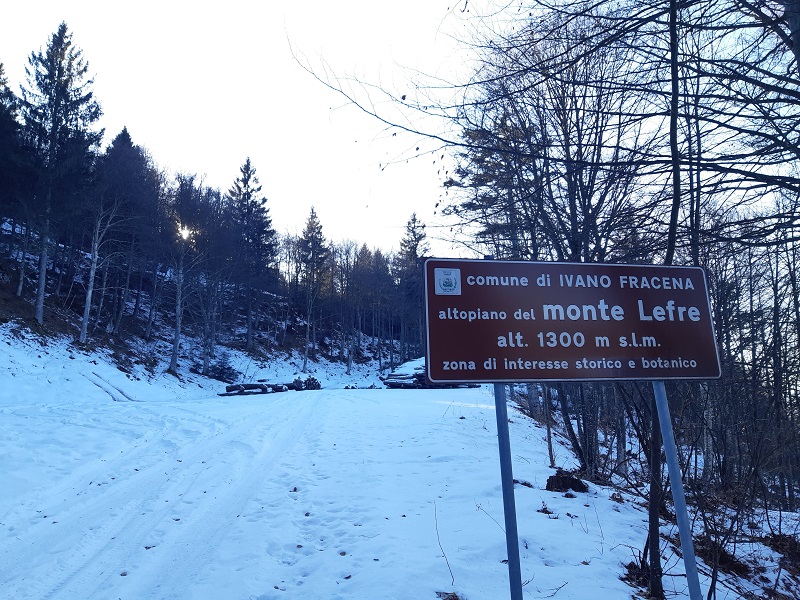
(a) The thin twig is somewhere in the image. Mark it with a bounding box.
[535,581,568,598]
[434,500,455,586]
[476,502,505,533]
[594,504,605,555]
[441,397,456,419]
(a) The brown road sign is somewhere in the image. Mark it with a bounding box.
[425,259,721,383]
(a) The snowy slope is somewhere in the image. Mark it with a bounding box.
[0,323,776,599]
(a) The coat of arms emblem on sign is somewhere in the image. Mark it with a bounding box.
[434,268,461,295]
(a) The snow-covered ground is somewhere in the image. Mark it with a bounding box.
[0,323,783,599]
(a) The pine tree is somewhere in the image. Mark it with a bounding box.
[224,158,278,350]
[298,207,329,371]
[0,63,24,216]
[0,63,36,294]
[19,22,102,324]
[397,213,429,360]
[398,213,430,264]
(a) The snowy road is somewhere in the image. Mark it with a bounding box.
[3,387,538,600]
[0,333,669,600]
[2,391,320,598]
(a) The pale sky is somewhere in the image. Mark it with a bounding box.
[0,1,477,255]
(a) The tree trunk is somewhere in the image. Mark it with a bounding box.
[389,320,395,370]
[546,386,556,469]
[783,0,800,74]
[302,322,310,372]
[664,0,681,265]
[303,278,313,372]
[132,269,144,320]
[558,384,587,472]
[145,264,162,341]
[169,252,184,374]
[201,284,217,376]
[94,260,110,331]
[54,235,68,298]
[16,223,30,298]
[615,387,628,477]
[35,215,50,325]
[246,284,254,351]
[526,383,539,420]
[79,228,101,344]
[303,318,310,373]
[646,3,678,592]
[648,394,664,599]
[346,330,354,376]
[6,216,16,257]
[312,318,317,360]
[113,254,133,335]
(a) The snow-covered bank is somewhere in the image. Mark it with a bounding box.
[0,323,788,599]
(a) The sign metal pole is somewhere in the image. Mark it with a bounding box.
[652,380,703,600]
[493,382,524,600]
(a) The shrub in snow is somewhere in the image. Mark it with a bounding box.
[204,351,240,383]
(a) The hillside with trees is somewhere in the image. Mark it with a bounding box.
[0,23,430,378]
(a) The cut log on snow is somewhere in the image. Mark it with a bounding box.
[225,383,268,393]
[219,382,290,396]
[382,362,481,390]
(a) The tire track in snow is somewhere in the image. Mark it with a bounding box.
[118,394,326,600]
[0,393,321,600]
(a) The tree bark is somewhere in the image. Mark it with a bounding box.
[145,264,162,342]
[113,252,133,335]
[648,394,665,599]
[79,224,101,344]
[665,0,681,266]
[16,223,30,298]
[168,251,184,374]
[35,214,50,325]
